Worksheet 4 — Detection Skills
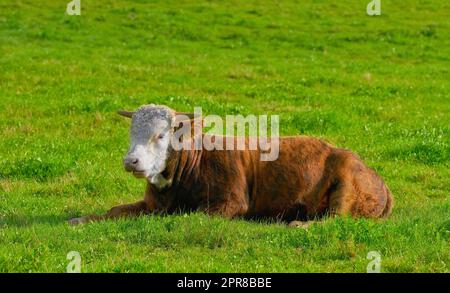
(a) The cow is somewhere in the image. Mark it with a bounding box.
[68,104,393,226]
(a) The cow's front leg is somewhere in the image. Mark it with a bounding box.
[68,200,149,225]
[203,197,248,219]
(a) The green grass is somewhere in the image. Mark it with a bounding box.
[0,0,449,272]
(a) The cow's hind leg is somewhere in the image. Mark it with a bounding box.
[327,177,356,217]
[68,200,149,225]
[327,171,390,218]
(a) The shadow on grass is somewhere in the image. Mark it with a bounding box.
[0,209,328,228]
[0,214,71,227]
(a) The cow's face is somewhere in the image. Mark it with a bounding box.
[120,105,174,181]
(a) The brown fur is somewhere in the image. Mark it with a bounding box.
[70,134,392,225]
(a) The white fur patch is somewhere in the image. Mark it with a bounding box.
[149,173,172,189]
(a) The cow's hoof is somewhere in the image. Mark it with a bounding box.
[288,221,312,228]
[68,217,85,226]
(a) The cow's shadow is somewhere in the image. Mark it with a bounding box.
[0,210,319,228]
[0,214,72,228]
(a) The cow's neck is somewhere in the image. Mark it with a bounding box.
[173,145,203,187]
[152,137,203,190]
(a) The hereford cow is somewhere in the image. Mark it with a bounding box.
[68,104,393,226]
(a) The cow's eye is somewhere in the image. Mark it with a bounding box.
[157,133,165,140]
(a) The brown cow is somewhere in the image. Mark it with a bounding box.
[68,104,393,226]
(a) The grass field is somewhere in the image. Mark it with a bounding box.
[0,0,449,272]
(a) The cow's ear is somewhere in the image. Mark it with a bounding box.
[173,112,203,137]
[173,114,191,130]
[117,110,134,118]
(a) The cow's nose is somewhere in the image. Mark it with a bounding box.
[124,156,139,171]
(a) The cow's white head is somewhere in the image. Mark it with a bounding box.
[118,104,195,186]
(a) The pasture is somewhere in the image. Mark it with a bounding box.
[0,0,448,272]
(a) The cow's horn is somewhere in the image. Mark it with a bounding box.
[175,112,197,119]
[174,112,201,125]
[117,110,134,118]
